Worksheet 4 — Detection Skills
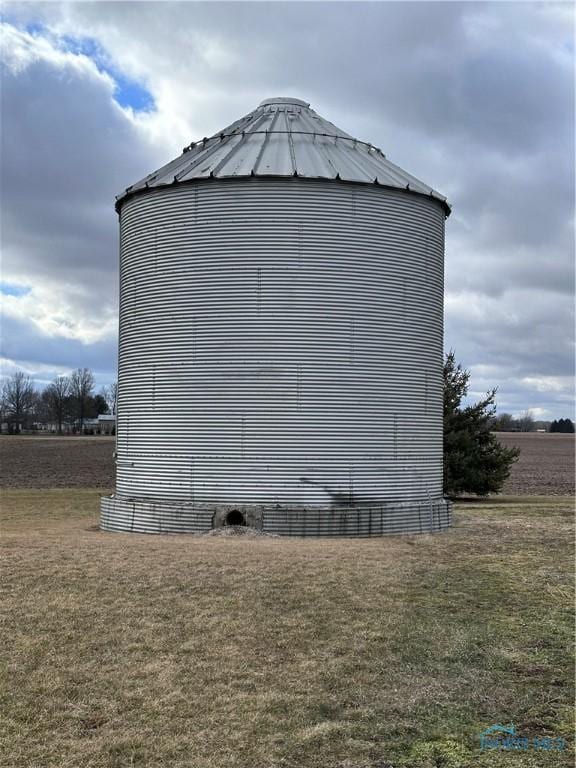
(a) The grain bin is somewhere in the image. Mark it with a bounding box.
[100,96,452,535]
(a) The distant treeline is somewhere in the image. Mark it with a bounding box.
[549,418,575,434]
[491,412,574,433]
[1,367,573,437]
[0,369,117,434]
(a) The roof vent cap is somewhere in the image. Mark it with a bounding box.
[259,97,310,108]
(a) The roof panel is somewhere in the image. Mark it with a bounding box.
[292,133,333,179]
[117,97,450,214]
[216,133,265,177]
[257,132,294,176]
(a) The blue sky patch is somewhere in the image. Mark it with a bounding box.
[1,282,31,297]
[22,22,155,113]
[60,31,155,113]
[23,21,46,37]
[109,72,155,112]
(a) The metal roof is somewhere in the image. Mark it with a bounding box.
[116,97,450,215]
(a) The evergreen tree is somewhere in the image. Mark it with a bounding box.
[88,394,109,418]
[550,418,575,433]
[443,352,520,496]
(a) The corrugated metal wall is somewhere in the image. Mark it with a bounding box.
[101,177,451,535]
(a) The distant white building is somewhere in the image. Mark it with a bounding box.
[83,415,116,434]
[97,415,116,434]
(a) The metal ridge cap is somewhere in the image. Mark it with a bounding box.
[259,97,310,107]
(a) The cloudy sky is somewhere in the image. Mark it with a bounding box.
[1,1,574,418]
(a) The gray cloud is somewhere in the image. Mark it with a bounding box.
[2,55,160,282]
[0,315,118,389]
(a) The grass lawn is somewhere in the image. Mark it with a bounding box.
[1,491,573,768]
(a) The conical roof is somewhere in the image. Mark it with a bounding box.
[117,97,450,215]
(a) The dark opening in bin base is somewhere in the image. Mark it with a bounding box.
[225,510,246,527]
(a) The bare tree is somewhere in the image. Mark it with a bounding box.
[101,381,118,416]
[44,375,71,434]
[492,412,515,432]
[1,371,37,433]
[69,368,95,432]
[515,410,536,432]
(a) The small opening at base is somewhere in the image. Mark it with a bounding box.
[225,510,246,527]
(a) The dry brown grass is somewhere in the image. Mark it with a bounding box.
[1,491,573,767]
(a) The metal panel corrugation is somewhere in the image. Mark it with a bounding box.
[101,495,452,536]
[117,98,450,214]
[101,177,451,535]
